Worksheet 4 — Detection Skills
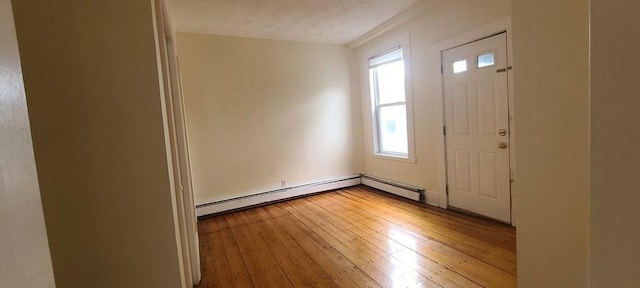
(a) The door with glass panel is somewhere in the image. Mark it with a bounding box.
[442,33,511,223]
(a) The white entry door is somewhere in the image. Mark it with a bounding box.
[442,33,511,223]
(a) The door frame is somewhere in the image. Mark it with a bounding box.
[432,17,516,225]
[153,0,201,285]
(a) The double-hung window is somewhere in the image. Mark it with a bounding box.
[369,47,410,158]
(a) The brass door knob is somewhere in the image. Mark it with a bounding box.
[498,129,507,136]
[498,142,508,149]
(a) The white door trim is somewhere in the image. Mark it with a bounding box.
[432,17,516,226]
[153,0,201,285]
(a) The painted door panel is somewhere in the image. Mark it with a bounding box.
[443,33,510,223]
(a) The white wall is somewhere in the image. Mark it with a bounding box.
[12,1,185,287]
[351,0,511,206]
[590,0,640,286]
[0,0,55,286]
[512,0,590,286]
[177,33,358,204]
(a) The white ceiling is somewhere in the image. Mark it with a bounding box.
[171,0,420,44]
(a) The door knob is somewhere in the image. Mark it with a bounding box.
[498,142,508,149]
[498,129,507,136]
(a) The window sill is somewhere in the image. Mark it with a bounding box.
[372,153,417,164]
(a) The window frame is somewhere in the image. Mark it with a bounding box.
[363,34,416,162]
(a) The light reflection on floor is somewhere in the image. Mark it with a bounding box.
[388,226,422,287]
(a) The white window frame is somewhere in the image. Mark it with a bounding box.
[362,34,416,161]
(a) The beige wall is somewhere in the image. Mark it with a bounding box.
[177,33,358,204]
[12,1,184,287]
[348,51,366,174]
[352,0,511,206]
[0,0,55,286]
[590,0,640,286]
[512,0,590,286]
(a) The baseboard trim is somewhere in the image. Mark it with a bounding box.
[196,175,361,218]
[360,174,424,202]
[196,174,426,218]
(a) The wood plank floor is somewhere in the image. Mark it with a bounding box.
[195,185,517,288]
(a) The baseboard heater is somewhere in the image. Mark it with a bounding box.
[196,175,361,218]
[360,174,424,202]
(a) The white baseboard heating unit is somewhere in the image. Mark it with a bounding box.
[196,175,361,218]
[360,174,425,202]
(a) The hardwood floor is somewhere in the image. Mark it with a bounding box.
[195,185,517,288]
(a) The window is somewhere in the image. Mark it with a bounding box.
[368,47,410,158]
[453,59,468,73]
[477,52,495,68]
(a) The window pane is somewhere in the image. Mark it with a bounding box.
[379,105,408,155]
[453,59,467,73]
[375,60,405,105]
[477,52,495,68]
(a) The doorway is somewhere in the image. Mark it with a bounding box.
[442,32,511,223]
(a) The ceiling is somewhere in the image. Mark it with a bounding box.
[171,0,420,44]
